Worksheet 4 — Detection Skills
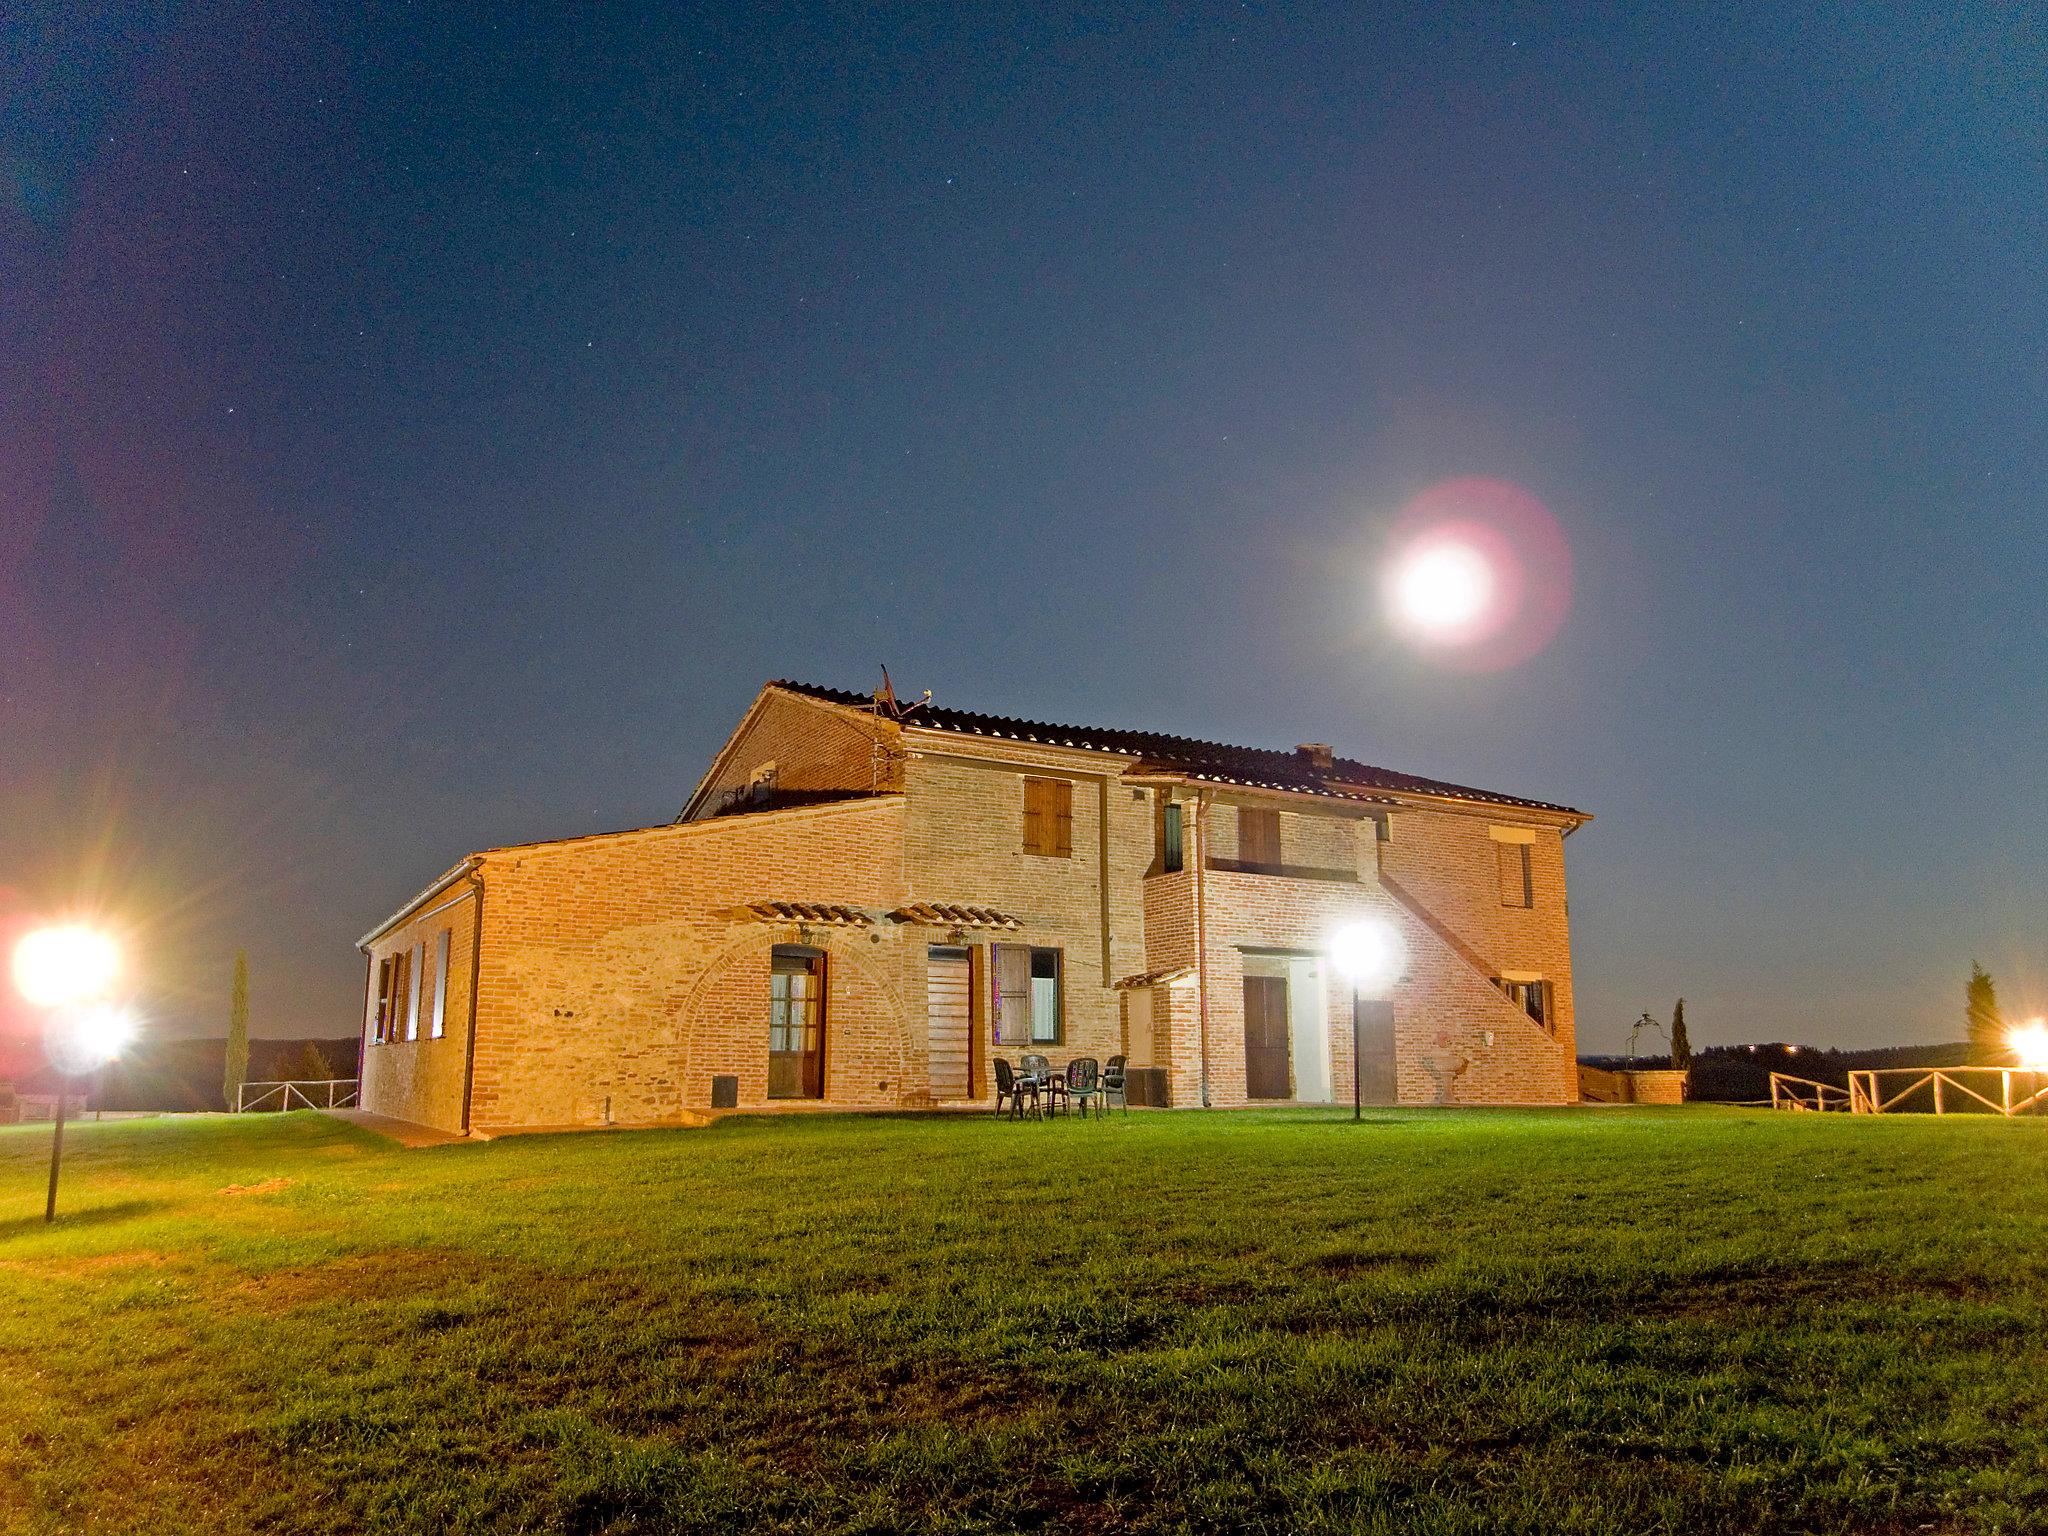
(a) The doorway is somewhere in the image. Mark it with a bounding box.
[1242,974,1292,1100]
[926,946,972,1099]
[768,945,825,1099]
[1356,997,1397,1105]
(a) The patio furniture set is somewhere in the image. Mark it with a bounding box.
[993,1054,1129,1120]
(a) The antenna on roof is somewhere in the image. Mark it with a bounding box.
[871,666,931,720]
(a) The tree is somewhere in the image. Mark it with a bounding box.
[1669,998,1692,1072]
[279,1041,335,1083]
[223,950,250,1110]
[1966,962,2006,1063]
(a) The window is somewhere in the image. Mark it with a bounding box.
[372,956,394,1044]
[1022,777,1073,857]
[1162,802,1184,873]
[1496,977,1549,1029]
[1497,842,1533,907]
[1238,806,1281,869]
[992,944,1062,1044]
[378,948,411,1044]
[405,942,423,1040]
[768,945,826,1099]
[430,930,450,1038]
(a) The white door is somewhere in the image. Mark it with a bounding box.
[1125,987,1155,1067]
[1287,957,1334,1103]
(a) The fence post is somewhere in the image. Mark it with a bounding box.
[1933,1073,1945,1116]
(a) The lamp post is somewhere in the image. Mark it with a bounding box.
[11,926,129,1222]
[1330,919,1403,1123]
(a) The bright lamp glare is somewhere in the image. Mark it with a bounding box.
[1330,920,1404,992]
[47,1004,139,1075]
[1392,542,1493,633]
[2011,1020,2048,1073]
[12,926,121,1009]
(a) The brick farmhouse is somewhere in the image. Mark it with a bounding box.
[356,680,1591,1134]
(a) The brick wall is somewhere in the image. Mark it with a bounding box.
[684,687,897,820]
[1130,792,1576,1108]
[359,879,478,1133]
[1378,805,1580,1098]
[899,743,1154,1097]
[462,798,909,1131]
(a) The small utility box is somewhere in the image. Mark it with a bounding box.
[1125,1067,1169,1108]
[710,1074,739,1110]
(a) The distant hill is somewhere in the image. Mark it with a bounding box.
[1583,1041,1981,1103]
[13,1037,364,1112]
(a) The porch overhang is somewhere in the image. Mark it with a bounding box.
[888,903,1023,931]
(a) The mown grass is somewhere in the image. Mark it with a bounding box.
[3,1106,2046,1534]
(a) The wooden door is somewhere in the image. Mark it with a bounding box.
[768,948,825,1099]
[1355,998,1396,1105]
[1243,975,1292,1100]
[926,947,972,1099]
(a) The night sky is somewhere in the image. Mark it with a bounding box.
[4,5,2043,1053]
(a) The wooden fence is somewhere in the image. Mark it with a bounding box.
[1846,1066,2048,1117]
[1768,1072,1851,1112]
[235,1079,360,1113]
[1769,1066,2048,1117]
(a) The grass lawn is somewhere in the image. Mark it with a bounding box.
[3,1107,2047,1534]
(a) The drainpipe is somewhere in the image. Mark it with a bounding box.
[459,866,485,1135]
[1194,789,1212,1108]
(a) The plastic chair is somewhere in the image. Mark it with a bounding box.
[1065,1057,1101,1118]
[1102,1055,1128,1115]
[994,1058,1040,1121]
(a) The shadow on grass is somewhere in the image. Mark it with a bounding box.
[0,1199,166,1241]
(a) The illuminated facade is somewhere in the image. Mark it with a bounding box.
[356,681,1589,1134]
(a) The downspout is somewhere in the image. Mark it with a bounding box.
[1194,788,1212,1108]
[459,866,485,1135]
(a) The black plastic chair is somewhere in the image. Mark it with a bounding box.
[994,1058,1040,1121]
[1066,1057,1101,1119]
[1020,1053,1061,1116]
[1102,1054,1128,1115]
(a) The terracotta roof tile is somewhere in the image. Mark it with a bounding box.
[770,680,1584,817]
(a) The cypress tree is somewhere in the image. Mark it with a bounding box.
[223,951,250,1110]
[1669,998,1692,1072]
[1965,962,2005,1063]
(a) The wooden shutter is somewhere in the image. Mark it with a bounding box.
[992,943,1032,1043]
[374,958,393,1042]
[1239,807,1280,868]
[1023,778,1072,856]
[1498,843,1532,906]
[1162,803,1183,872]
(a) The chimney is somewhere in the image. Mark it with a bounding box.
[1296,743,1335,772]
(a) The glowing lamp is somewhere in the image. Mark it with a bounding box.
[47,1003,139,1077]
[2011,1020,2048,1073]
[1330,919,1404,994]
[1330,919,1405,1124]
[12,926,121,1009]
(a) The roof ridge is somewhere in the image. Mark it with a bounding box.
[765,678,1584,817]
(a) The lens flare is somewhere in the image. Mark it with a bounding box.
[45,1003,139,1075]
[1379,478,1572,671]
[12,926,121,1009]
[2010,1020,2048,1073]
